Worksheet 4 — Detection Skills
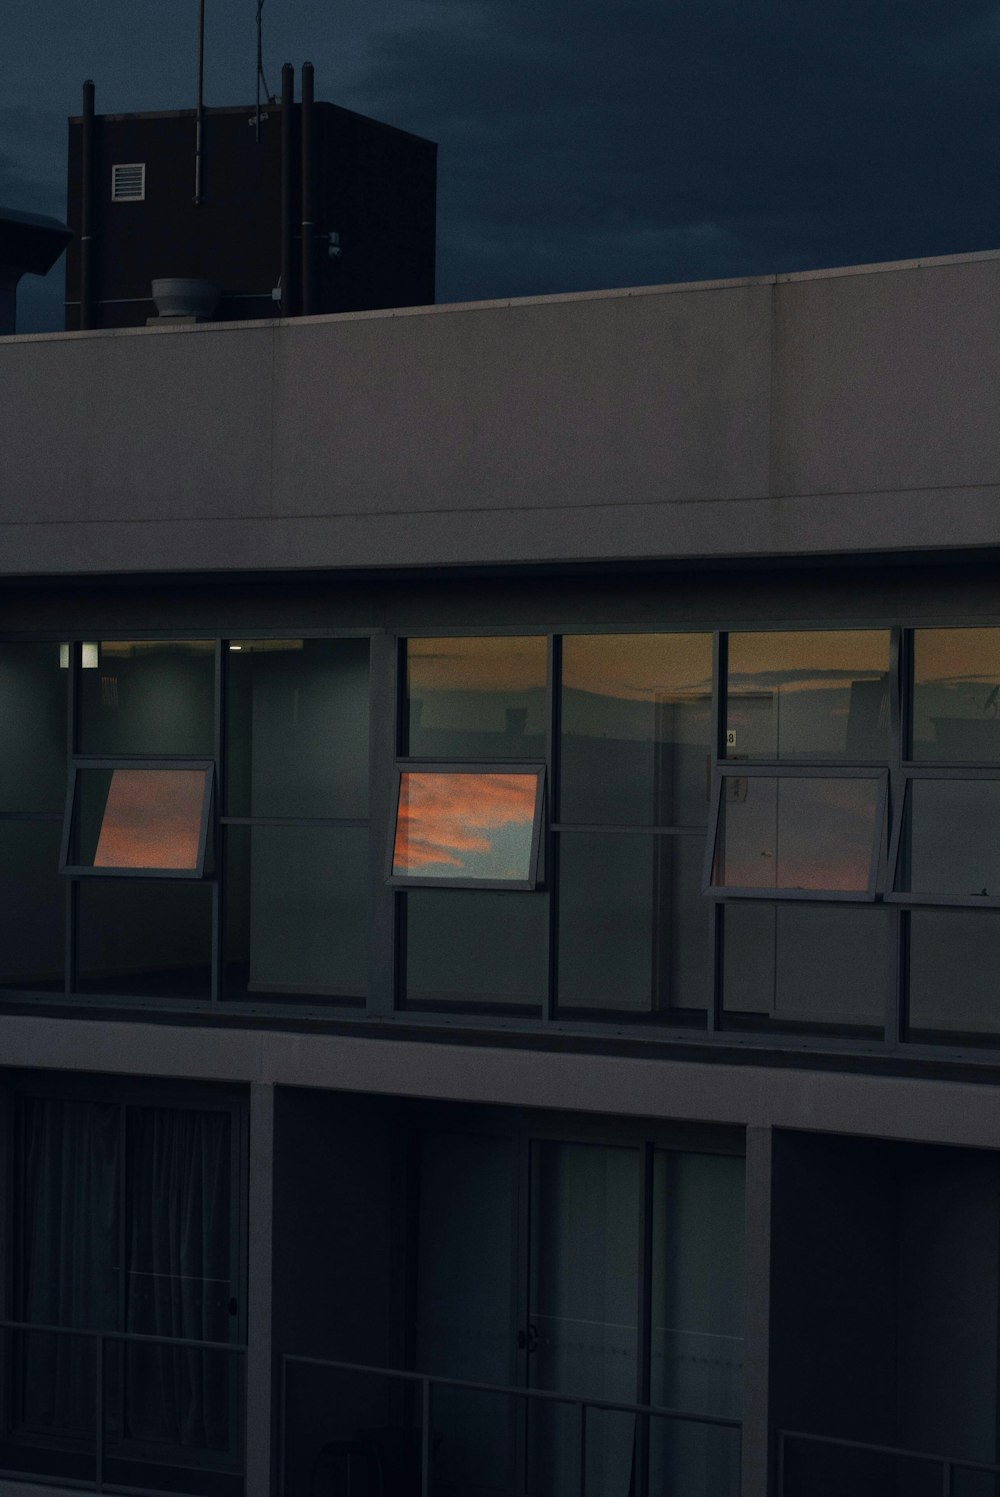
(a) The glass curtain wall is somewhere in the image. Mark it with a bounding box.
[11,623,1000,1046]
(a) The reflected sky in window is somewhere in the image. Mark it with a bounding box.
[726,631,889,760]
[912,630,1000,761]
[393,771,539,881]
[93,768,208,870]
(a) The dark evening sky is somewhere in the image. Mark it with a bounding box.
[5,0,1000,332]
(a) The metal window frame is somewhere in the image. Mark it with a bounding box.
[703,765,888,902]
[386,762,547,891]
[60,758,215,880]
[886,766,1000,908]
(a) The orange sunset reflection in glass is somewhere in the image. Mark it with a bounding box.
[393,771,540,882]
[93,769,209,870]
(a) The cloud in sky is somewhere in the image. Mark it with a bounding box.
[4,0,1000,328]
[345,0,1000,300]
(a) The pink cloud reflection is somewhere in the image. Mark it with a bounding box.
[94,769,208,870]
[393,772,537,876]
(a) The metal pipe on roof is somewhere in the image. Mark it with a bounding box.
[194,0,206,203]
[280,63,296,317]
[300,61,315,315]
[80,80,95,330]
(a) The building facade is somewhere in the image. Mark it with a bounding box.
[2,250,1000,1497]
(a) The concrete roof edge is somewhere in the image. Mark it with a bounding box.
[4,245,1000,347]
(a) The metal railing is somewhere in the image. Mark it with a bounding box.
[778,1429,1000,1495]
[0,1317,246,1497]
[280,1353,741,1497]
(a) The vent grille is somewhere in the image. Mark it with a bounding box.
[111,163,145,202]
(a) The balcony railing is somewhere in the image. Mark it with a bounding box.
[778,1429,1000,1496]
[0,1318,246,1497]
[280,1353,742,1497]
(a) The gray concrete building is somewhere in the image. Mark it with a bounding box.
[2,246,1000,1497]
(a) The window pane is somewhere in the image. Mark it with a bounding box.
[224,824,367,1002]
[403,889,547,1009]
[71,766,211,872]
[560,634,712,826]
[0,643,66,812]
[895,779,1000,899]
[406,636,547,758]
[76,878,212,998]
[712,775,881,893]
[557,832,707,1015]
[912,629,1000,761]
[651,1151,744,1497]
[0,821,64,990]
[726,631,890,761]
[79,640,214,756]
[225,638,369,817]
[392,770,541,884]
[908,909,1000,1037]
[723,902,889,1030]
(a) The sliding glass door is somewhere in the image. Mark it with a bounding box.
[526,1140,640,1497]
[414,1116,744,1497]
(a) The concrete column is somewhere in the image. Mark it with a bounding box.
[246,1081,276,1497]
[742,1124,774,1497]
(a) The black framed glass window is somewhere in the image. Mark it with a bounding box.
[890,774,1000,904]
[556,633,712,1023]
[390,766,545,889]
[398,637,550,1009]
[0,642,67,813]
[0,821,64,992]
[911,628,1000,762]
[560,633,712,826]
[404,889,548,1011]
[725,630,890,762]
[75,878,213,999]
[557,831,708,1014]
[223,823,367,1002]
[79,640,215,757]
[906,908,1000,1040]
[708,769,885,899]
[722,901,890,1034]
[221,637,371,1008]
[225,638,368,818]
[405,635,547,759]
[63,762,214,877]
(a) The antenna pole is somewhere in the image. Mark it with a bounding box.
[194,0,206,203]
[255,0,264,143]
